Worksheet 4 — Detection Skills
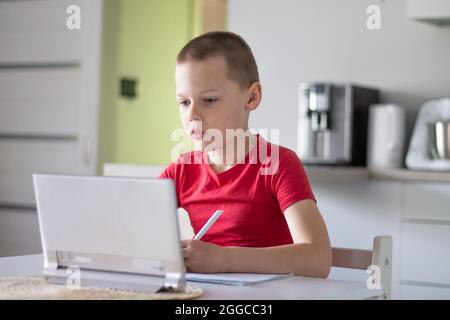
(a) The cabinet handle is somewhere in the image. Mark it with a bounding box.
[83,136,92,165]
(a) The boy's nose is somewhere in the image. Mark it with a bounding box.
[187,103,201,121]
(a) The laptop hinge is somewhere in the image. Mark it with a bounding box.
[158,272,186,293]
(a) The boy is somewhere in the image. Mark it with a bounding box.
[160,31,331,278]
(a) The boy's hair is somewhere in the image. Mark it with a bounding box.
[177,31,259,89]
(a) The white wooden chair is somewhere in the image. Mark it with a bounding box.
[102,163,195,240]
[331,235,393,299]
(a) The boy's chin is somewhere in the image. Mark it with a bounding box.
[190,134,203,141]
[192,139,217,151]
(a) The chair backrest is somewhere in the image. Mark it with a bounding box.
[331,235,392,299]
[103,163,167,178]
[102,163,195,240]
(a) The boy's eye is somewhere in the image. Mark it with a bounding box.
[178,100,190,106]
[202,98,218,104]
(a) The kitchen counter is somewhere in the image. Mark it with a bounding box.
[305,166,450,183]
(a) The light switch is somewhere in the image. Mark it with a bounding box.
[120,77,137,99]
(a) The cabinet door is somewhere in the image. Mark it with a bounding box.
[0,0,103,256]
[0,139,81,206]
[403,182,450,222]
[399,182,450,299]
[400,283,450,300]
[0,0,82,64]
[401,223,450,285]
[0,0,103,204]
[0,208,41,257]
[0,68,81,135]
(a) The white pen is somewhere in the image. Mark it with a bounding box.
[193,209,224,240]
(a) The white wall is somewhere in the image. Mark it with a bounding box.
[229,0,450,151]
[228,1,450,299]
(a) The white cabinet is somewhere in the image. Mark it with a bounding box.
[0,68,81,135]
[0,208,41,257]
[0,0,103,257]
[401,223,450,285]
[403,182,450,222]
[0,0,83,63]
[0,139,81,205]
[308,168,450,299]
[400,284,450,300]
[399,182,450,298]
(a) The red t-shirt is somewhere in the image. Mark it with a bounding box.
[159,134,316,247]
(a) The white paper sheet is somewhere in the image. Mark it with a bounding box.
[185,272,293,286]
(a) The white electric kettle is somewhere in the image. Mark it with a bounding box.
[367,104,406,169]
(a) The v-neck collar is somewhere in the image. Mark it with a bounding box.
[202,134,263,185]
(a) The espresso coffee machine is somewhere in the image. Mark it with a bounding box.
[297,82,379,166]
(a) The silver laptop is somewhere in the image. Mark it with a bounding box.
[33,174,186,293]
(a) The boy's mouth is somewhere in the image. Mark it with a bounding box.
[190,129,204,140]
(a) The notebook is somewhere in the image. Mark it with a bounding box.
[186,272,294,286]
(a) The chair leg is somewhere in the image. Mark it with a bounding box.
[371,235,393,300]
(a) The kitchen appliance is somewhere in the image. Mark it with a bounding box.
[406,98,450,170]
[297,82,379,166]
[367,104,406,169]
[428,121,450,160]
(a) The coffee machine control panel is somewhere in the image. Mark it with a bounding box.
[300,83,331,130]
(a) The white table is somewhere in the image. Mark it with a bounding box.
[0,254,381,300]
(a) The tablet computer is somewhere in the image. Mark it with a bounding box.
[33,174,185,293]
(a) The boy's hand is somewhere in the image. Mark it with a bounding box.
[181,239,227,273]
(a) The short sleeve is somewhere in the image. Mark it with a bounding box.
[158,163,181,208]
[271,149,316,213]
[159,164,174,179]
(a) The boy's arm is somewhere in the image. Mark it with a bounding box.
[223,199,332,278]
[181,199,332,277]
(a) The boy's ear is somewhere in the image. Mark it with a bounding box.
[245,82,262,111]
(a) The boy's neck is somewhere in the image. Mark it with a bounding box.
[207,130,257,173]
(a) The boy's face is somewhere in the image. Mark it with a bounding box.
[175,55,260,147]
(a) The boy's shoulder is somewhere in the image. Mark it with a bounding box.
[159,150,203,179]
[260,138,302,163]
[270,142,299,157]
[251,137,305,177]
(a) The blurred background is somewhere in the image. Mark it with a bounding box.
[0,0,449,299]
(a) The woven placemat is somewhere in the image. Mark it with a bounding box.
[0,276,203,300]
